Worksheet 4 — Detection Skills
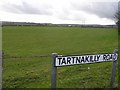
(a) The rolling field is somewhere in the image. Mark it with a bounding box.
[2,26,118,88]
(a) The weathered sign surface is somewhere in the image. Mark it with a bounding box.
[55,53,118,66]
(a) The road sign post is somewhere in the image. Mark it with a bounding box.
[51,50,118,88]
[110,49,118,87]
[51,53,58,90]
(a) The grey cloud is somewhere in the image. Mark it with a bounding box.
[71,2,118,20]
[1,1,53,15]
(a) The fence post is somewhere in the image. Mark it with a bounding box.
[110,49,118,87]
[0,51,2,90]
[51,53,58,90]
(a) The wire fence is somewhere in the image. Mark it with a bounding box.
[2,47,117,59]
[1,49,118,88]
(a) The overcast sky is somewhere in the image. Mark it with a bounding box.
[0,0,119,25]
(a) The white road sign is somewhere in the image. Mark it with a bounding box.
[55,53,118,67]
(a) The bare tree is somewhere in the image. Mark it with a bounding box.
[115,2,120,27]
[118,2,120,33]
[115,11,120,26]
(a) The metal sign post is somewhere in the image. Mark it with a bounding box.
[51,50,118,88]
[110,49,118,87]
[51,53,58,90]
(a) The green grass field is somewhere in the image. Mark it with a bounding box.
[2,26,118,88]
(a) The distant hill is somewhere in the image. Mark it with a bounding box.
[1,21,52,26]
[1,21,117,28]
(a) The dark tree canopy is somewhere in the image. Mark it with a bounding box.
[115,2,120,33]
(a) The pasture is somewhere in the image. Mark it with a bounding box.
[2,26,118,88]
